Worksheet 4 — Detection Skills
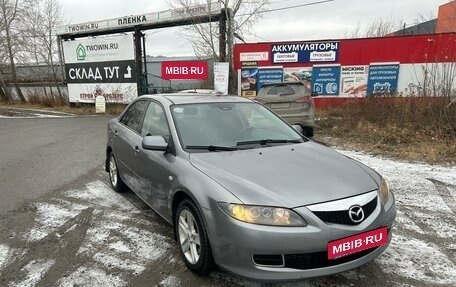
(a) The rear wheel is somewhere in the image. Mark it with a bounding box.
[108,153,126,192]
[176,199,214,276]
[302,126,314,138]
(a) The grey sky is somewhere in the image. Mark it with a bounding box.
[59,0,449,56]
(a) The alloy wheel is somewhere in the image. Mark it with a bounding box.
[178,209,201,264]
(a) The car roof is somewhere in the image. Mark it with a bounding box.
[139,93,253,105]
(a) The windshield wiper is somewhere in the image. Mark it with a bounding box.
[236,139,302,146]
[186,145,239,151]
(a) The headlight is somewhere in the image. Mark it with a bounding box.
[218,203,307,227]
[379,178,390,205]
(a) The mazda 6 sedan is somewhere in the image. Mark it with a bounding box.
[105,94,396,281]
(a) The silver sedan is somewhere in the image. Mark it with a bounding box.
[105,94,396,281]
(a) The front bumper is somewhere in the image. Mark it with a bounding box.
[204,196,396,282]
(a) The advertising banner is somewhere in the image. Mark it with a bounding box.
[283,67,313,90]
[271,42,339,64]
[240,52,269,62]
[63,34,137,103]
[312,65,341,96]
[240,67,258,98]
[367,63,400,95]
[257,68,284,90]
[340,65,369,97]
[214,62,229,94]
[161,61,208,80]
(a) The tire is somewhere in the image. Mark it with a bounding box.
[302,126,314,138]
[175,199,214,276]
[108,153,126,192]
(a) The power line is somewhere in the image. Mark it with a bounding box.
[235,0,335,17]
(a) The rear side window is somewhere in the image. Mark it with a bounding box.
[120,100,148,134]
[267,85,296,95]
[141,102,170,137]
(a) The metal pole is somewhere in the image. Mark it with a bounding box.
[142,33,148,93]
[134,28,143,97]
[57,36,66,84]
[226,8,235,94]
[219,8,227,62]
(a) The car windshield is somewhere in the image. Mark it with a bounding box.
[171,102,305,151]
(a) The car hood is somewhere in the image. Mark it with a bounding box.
[189,142,379,208]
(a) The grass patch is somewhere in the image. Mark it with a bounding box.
[315,96,456,165]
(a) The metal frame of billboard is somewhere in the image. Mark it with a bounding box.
[56,2,225,98]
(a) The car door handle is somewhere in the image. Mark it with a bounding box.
[113,130,118,137]
[133,146,140,153]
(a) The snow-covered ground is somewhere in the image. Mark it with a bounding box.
[0,150,454,286]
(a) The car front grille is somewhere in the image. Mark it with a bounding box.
[312,197,377,225]
[283,246,378,270]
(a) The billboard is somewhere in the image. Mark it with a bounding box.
[312,65,341,96]
[240,67,258,98]
[340,65,369,97]
[271,42,339,64]
[257,68,284,90]
[63,34,137,103]
[161,61,208,80]
[367,63,400,95]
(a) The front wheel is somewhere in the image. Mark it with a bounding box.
[176,199,214,276]
[108,153,126,192]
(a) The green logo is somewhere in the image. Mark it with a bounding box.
[76,44,86,61]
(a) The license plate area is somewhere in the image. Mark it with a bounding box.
[270,103,290,109]
[328,227,388,260]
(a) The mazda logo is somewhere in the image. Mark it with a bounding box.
[348,205,364,223]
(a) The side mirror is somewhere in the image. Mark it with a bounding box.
[291,124,303,134]
[142,135,168,151]
[311,91,318,97]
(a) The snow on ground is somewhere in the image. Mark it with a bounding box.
[57,267,125,287]
[0,244,11,268]
[65,180,139,212]
[377,234,455,285]
[10,259,55,287]
[338,149,456,285]
[24,202,82,241]
[159,275,181,286]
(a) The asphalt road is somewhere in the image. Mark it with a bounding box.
[0,114,455,287]
[0,115,111,215]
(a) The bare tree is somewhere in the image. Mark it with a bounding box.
[343,15,404,38]
[364,16,404,37]
[167,0,270,92]
[169,0,269,59]
[0,0,32,102]
[0,47,9,100]
[39,0,64,101]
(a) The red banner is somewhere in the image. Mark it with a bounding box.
[161,61,208,80]
[327,227,388,260]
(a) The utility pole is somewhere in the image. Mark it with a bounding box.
[219,8,227,62]
[226,8,235,94]
[134,27,143,97]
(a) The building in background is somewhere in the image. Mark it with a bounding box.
[436,0,456,33]
[390,0,456,36]
[234,33,456,108]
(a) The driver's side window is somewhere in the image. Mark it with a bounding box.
[141,101,170,138]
